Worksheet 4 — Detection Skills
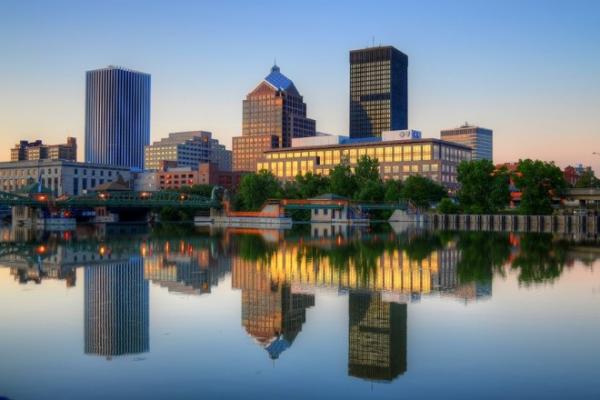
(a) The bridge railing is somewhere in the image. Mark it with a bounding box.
[0,190,220,209]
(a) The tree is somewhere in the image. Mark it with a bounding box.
[351,155,386,204]
[400,175,447,209]
[383,179,403,202]
[176,184,213,197]
[511,233,568,285]
[575,169,600,188]
[236,170,282,211]
[355,180,385,202]
[294,172,330,198]
[329,161,357,197]
[457,160,510,213]
[281,180,301,199]
[456,232,511,284]
[354,155,381,187]
[513,159,567,215]
[437,198,460,214]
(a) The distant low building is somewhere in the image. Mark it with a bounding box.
[257,132,472,191]
[564,164,593,186]
[153,162,244,191]
[11,137,77,162]
[441,124,493,161]
[0,159,131,196]
[144,130,231,171]
[133,171,159,192]
[496,162,521,207]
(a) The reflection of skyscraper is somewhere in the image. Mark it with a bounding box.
[232,258,315,359]
[84,257,149,357]
[143,243,231,295]
[348,291,407,381]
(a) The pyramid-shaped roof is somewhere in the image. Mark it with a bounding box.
[265,335,291,360]
[264,65,299,95]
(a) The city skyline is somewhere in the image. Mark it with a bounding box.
[1,1,599,172]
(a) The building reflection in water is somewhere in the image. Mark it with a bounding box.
[235,239,480,301]
[143,240,230,296]
[233,257,315,359]
[84,257,149,358]
[5,226,588,378]
[229,231,490,380]
[0,241,77,287]
[348,291,407,382]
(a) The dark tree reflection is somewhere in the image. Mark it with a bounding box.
[456,232,511,284]
[511,233,569,286]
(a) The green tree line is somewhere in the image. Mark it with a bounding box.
[155,156,592,220]
[235,155,447,212]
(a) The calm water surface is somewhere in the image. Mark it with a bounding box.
[0,223,599,399]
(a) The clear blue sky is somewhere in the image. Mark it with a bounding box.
[1,0,599,171]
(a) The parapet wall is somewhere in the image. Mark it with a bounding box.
[429,213,599,234]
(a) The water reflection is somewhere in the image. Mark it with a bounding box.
[84,258,149,358]
[0,223,598,386]
[348,291,407,382]
[143,238,230,295]
[232,263,315,359]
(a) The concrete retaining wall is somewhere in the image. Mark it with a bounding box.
[430,213,599,234]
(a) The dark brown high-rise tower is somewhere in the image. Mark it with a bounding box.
[350,46,408,138]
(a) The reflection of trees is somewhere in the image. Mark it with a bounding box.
[236,234,276,263]
[299,240,386,274]
[456,232,511,283]
[397,233,444,262]
[149,222,197,238]
[511,234,568,285]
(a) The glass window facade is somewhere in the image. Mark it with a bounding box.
[144,131,231,171]
[349,46,408,138]
[233,65,316,172]
[440,125,493,161]
[257,139,471,191]
[85,66,151,169]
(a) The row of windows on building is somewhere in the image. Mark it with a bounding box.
[257,160,451,179]
[350,61,391,70]
[262,144,470,164]
[350,82,392,91]
[0,176,111,194]
[0,168,117,178]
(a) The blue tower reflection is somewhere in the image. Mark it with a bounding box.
[84,257,149,358]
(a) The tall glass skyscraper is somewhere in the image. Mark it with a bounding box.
[349,46,408,138]
[85,66,151,170]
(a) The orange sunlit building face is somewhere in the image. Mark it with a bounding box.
[232,65,316,172]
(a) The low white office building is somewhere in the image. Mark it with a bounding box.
[0,159,132,196]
